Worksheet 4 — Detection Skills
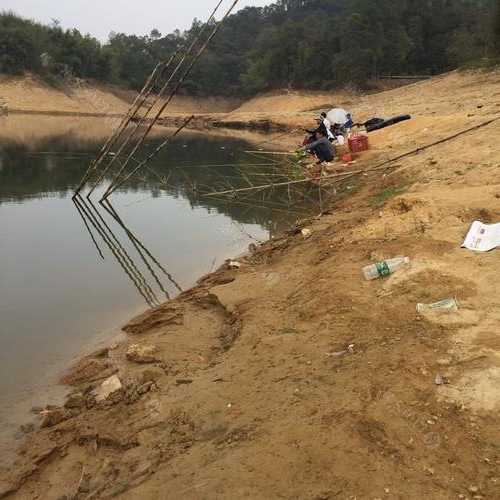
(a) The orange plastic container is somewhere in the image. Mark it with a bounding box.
[342,153,353,163]
[348,134,369,153]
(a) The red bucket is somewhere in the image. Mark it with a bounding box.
[348,134,369,153]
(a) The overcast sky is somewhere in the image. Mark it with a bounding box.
[2,0,272,41]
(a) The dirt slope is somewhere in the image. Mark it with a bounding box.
[211,69,500,137]
[1,70,500,499]
[232,89,348,113]
[0,74,129,116]
[0,74,239,116]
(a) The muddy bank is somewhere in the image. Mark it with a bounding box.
[2,69,500,499]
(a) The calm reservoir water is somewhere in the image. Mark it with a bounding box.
[0,116,317,462]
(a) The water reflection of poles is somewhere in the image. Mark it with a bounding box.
[74,196,157,307]
[86,198,160,304]
[73,196,105,260]
[101,199,182,297]
[102,202,171,300]
[72,195,181,307]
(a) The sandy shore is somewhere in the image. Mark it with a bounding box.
[2,69,500,499]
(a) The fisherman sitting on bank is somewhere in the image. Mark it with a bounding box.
[301,129,335,164]
[304,115,334,145]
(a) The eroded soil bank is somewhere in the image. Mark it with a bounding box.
[1,69,500,499]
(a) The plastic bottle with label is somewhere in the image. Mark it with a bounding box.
[363,256,410,280]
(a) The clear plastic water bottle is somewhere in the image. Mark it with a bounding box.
[363,256,410,280]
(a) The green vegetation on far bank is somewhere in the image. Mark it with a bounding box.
[1,0,500,96]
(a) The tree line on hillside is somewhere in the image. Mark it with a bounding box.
[1,0,500,95]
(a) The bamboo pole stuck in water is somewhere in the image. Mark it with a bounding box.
[97,0,230,192]
[102,115,195,199]
[85,47,192,196]
[76,0,231,198]
[82,58,176,197]
[100,1,241,200]
[83,45,195,197]
[75,61,168,196]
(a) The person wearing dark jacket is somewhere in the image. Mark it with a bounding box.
[301,129,335,163]
[304,118,328,144]
[304,115,334,143]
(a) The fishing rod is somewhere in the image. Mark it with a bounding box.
[77,0,229,197]
[102,0,241,201]
[75,61,168,196]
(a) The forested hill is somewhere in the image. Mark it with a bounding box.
[1,0,500,96]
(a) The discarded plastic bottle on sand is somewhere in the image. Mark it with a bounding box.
[363,256,410,280]
[416,298,459,313]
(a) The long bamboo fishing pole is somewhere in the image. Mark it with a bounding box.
[202,169,360,197]
[74,61,167,196]
[84,53,181,197]
[95,0,227,199]
[244,149,284,166]
[83,65,166,190]
[83,63,162,171]
[244,150,295,155]
[102,0,241,200]
[250,129,300,148]
[84,52,192,195]
[204,115,500,200]
[166,162,276,169]
[82,0,227,197]
[207,195,308,216]
[103,115,195,198]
